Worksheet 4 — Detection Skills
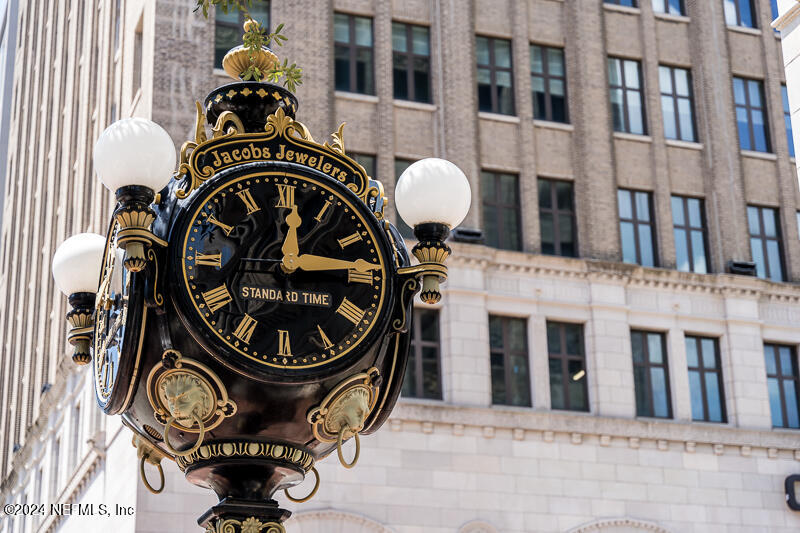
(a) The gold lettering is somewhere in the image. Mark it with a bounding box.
[336,297,365,325]
[275,184,296,208]
[196,252,222,267]
[201,284,232,313]
[211,151,222,167]
[314,200,332,222]
[207,214,233,235]
[276,144,286,159]
[278,330,292,356]
[233,314,258,344]
[347,269,372,284]
[317,325,333,350]
[232,149,241,160]
[322,163,332,174]
[294,152,309,165]
[337,232,363,249]
[248,143,261,158]
[221,152,233,164]
[308,156,317,166]
[286,150,295,161]
[236,188,261,214]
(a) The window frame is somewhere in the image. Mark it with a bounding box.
[214,0,270,69]
[783,84,794,158]
[685,335,727,423]
[764,343,800,429]
[476,35,515,115]
[747,204,785,281]
[671,195,710,273]
[652,0,685,15]
[334,13,375,95]
[618,189,658,267]
[489,315,531,407]
[546,321,589,412]
[530,43,569,123]
[659,65,697,142]
[724,0,757,28]
[392,22,432,103]
[402,308,442,400]
[481,170,522,251]
[605,0,639,6]
[631,330,673,419]
[608,57,647,135]
[538,177,577,257]
[734,77,771,153]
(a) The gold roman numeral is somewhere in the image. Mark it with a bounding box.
[317,325,333,350]
[278,330,292,356]
[236,188,261,214]
[207,214,233,236]
[336,297,365,324]
[201,284,232,313]
[233,314,258,344]
[347,269,373,284]
[276,184,296,208]
[337,232,363,249]
[314,200,332,222]
[195,252,222,267]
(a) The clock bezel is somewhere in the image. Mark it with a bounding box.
[167,161,397,382]
[93,220,148,415]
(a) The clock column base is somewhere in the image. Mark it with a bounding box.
[198,497,290,533]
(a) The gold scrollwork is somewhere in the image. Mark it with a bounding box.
[326,122,346,155]
[392,277,419,332]
[211,111,245,139]
[205,517,285,533]
[307,368,380,446]
[146,248,164,306]
[175,440,315,472]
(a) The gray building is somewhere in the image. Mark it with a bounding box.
[1,1,800,532]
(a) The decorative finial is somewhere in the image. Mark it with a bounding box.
[222,21,279,82]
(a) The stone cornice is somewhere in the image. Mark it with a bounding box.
[773,1,800,31]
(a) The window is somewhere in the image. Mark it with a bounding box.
[392,23,431,103]
[724,0,756,28]
[659,65,696,142]
[631,330,672,418]
[671,196,708,273]
[734,77,770,152]
[747,205,784,281]
[530,44,568,123]
[482,171,521,250]
[765,344,800,428]
[605,0,638,6]
[394,159,414,238]
[608,57,646,135]
[772,0,779,21]
[71,403,81,467]
[335,13,374,95]
[783,85,794,158]
[489,316,530,406]
[214,1,269,68]
[133,17,143,92]
[547,322,588,411]
[476,36,514,115]
[538,178,577,257]
[652,0,685,15]
[685,336,726,423]
[402,309,441,399]
[618,189,657,267]
[50,438,60,498]
[351,153,375,177]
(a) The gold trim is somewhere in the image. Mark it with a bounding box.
[205,517,285,533]
[222,45,279,81]
[211,111,245,139]
[175,440,314,472]
[307,368,380,443]
[392,277,418,332]
[146,248,164,306]
[328,122,346,155]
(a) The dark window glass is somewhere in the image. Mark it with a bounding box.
[489,316,530,407]
[538,178,577,257]
[394,159,415,239]
[659,65,696,142]
[733,77,771,152]
[685,336,726,422]
[214,1,270,68]
[783,85,794,158]
[392,22,431,103]
[547,322,588,411]
[631,331,672,418]
[476,36,515,115]
[652,0,685,15]
[618,189,657,267]
[402,309,442,399]
[482,171,521,251]
[608,57,646,135]
[772,0,779,20]
[764,344,800,428]
[671,196,709,273]
[724,0,756,28]
[747,205,785,281]
[605,0,638,6]
[334,13,375,95]
[351,153,376,177]
[530,44,568,123]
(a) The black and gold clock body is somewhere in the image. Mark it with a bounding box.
[168,162,395,382]
[93,220,147,414]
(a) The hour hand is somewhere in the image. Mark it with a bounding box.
[281,205,302,258]
[294,254,380,273]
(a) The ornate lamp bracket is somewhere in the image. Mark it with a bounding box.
[66,292,95,364]
[396,222,451,304]
[114,185,168,272]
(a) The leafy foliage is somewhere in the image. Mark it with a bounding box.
[195,0,303,91]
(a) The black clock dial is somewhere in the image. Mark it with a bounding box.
[172,167,390,374]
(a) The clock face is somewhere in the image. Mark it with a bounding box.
[93,221,145,413]
[171,166,392,377]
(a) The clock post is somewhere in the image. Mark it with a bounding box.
[51,34,472,532]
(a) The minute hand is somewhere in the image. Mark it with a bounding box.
[294,254,380,273]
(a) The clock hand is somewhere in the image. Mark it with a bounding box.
[294,254,380,273]
[280,205,303,273]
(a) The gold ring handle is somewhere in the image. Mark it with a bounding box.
[283,466,320,503]
[163,413,205,457]
[139,456,165,494]
[336,427,360,469]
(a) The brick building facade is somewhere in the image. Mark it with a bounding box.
[1,1,800,532]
